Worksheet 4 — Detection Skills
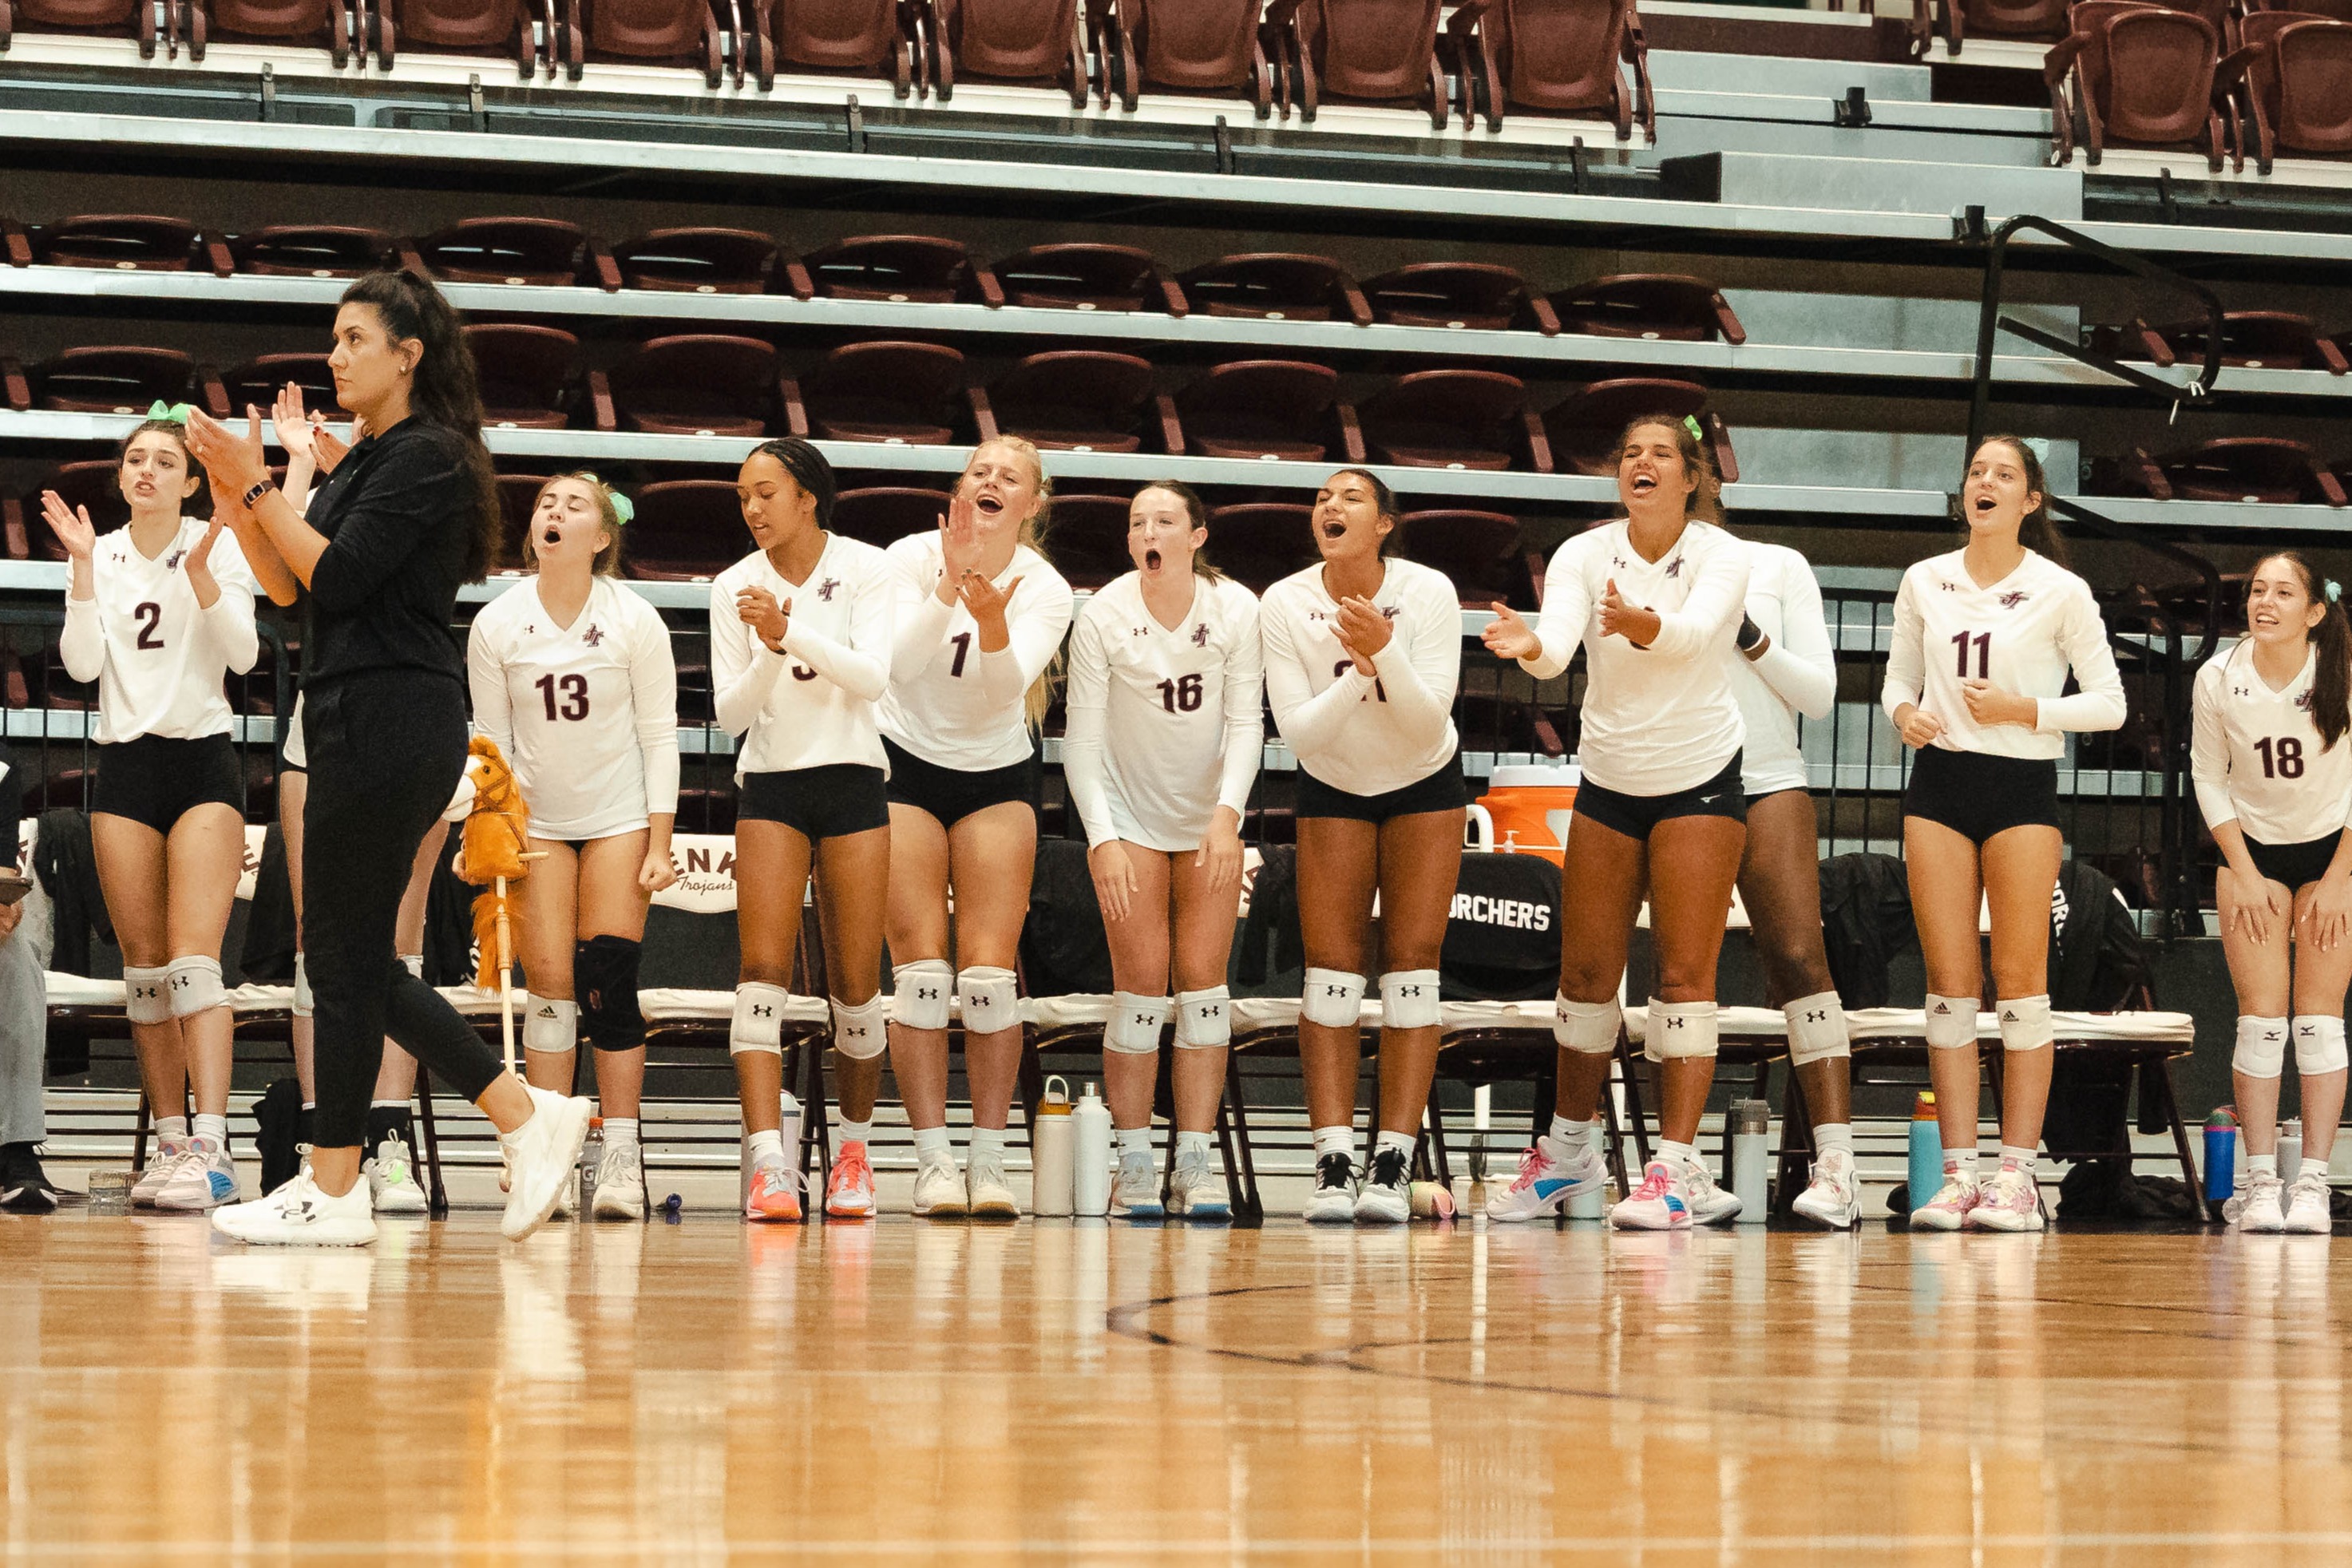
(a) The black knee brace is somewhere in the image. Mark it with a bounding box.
[576,935,645,1052]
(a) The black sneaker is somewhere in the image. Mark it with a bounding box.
[1354,1147,1412,1225]
[1303,1150,1357,1224]
[0,1142,59,1214]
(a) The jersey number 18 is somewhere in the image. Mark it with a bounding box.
[2255,736,2306,779]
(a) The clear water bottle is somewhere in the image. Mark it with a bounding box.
[578,1115,603,1214]
[2279,1117,2303,1184]
[1730,1099,1770,1224]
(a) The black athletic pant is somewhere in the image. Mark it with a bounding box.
[303,670,502,1149]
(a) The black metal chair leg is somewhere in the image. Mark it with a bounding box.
[1221,1051,1263,1224]
[1776,1064,1817,1219]
[414,1065,449,1218]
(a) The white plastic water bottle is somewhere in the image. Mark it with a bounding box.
[1032,1077,1075,1216]
[2280,1117,2303,1183]
[1072,1082,1113,1217]
[1567,1124,1606,1220]
[1730,1099,1770,1224]
[779,1091,802,1184]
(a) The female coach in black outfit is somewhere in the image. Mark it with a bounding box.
[187,270,589,1247]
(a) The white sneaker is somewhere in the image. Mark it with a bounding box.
[1967,1165,2045,1232]
[2283,1170,2331,1235]
[497,1087,594,1242]
[1353,1147,1412,1225]
[2238,1170,2287,1232]
[1910,1171,1980,1231]
[211,1170,378,1247]
[155,1138,239,1212]
[365,1135,429,1216]
[967,1156,1020,1220]
[1302,1151,1356,1224]
[133,1142,191,1207]
[1792,1148,1861,1229]
[1678,1156,1743,1225]
[1610,1160,1693,1230]
[1167,1147,1231,1222]
[592,1142,647,1221]
[1110,1150,1163,1220]
[913,1148,968,1218]
[551,1171,577,1221]
[1486,1134,1606,1222]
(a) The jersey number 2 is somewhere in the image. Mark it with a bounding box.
[1158,673,1203,712]
[133,602,164,651]
[2255,736,2306,779]
[1950,630,1990,679]
[535,672,590,722]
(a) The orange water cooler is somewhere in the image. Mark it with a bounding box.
[1470,762,1581,863]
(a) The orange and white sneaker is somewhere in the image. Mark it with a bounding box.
[745,1159,802,1222]
[826,1142,877,1219]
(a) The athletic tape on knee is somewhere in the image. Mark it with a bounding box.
[576,936,644,1051]
[730,982,791,1057]
[523,997,580,1056]
[1553,994,1621,1055]
[2294,1014,2348,1077]
[1301,968,1366,1029]
[1174,986,1230,1049]
[399,952,425,980]
[830,996,889,1060]
[1784,991,1851,1067]
[1644,998,1719,1062]
[165,956,226,1019]
[1105,992,1173,1055]
[292,952,313,1018]
[1924,994,1978,1051]
[124,965,173,1026]
[890,960,953,1031]
[1996,993,2051,1053]
[957,966,1019,1033]
[1380,969,1443,1031]
[2235,1016,2288,1079]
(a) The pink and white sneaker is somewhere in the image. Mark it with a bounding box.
[1967,1164,2045,1232]
[1910,1170,1982,1231]
[1610,1160,1692,1230]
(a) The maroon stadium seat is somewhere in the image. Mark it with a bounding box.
[1447,0,1653,140]
[802,234,1004,306]
[2045,2,2253,172]
[466,324,592,430]
[496,471,556,564]
[6,347,229,418]
[2,214,224,275]
[5,461,128,562]
[1101,0,1279,116]
[560,0,725,88]
[376,0,542,69]
[1540,378,1738,482]
[2092,310,2350,374]
[1203,501,1317,592]
[1283,0,1448,127]
[990,244,1187,315]
[1174,360,1362,464]
[970,351,1174,453]
[604,335,794,438]
[2103,439,2348,506]
[1547,275,1747,344]
[1937,0,2070,53]
[185,0,354,64]
[2238,13,2352,172]
[1362,262,1558,335]
[621,480,742,580]
[793,340,966,445]
[406,217,622,291]
[931,0,1088,105]
[1040,493,1131,588]
[1357,370,1550,473]
[220,354,335,419]
[612,228,814,298]
[1397,509,1527,606]
[1178,253,1372,327]
[227,225,400,279]
[751,0,923,93]
[833,485,952,547]
[0,0,162,57]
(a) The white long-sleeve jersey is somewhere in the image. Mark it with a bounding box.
[1520,518,1749,797]
[879,533,1075,771]
[60,517,259,745]
[2192,640,2352,847]
[466,575,679,841]
[1730,539,1837,797]
[1881,548,2125,759]
[709,533,895,778]
[1261,557,1459,797]
[1063,571,1264,851]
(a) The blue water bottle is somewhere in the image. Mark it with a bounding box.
[2204,1107,2238,1209]
[1907,1091,1942,1214]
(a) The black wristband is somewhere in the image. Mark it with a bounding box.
[1735,613,1764,651]
[242,479,274,510]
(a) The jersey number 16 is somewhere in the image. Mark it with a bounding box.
[1158,674,1203,712]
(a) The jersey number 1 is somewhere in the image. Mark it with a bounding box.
[2255,736,2306,779]
[1951,630,1991,679]
[536,672,590,722]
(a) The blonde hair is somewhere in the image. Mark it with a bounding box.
[525,472,627,577]
[971,436,1061,732]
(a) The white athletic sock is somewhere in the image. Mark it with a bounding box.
[1375,1129,1415,1160]
[746,1128,784,1164]
[1176,1130,1214,1159]
[1116,1127,1154,1161]
[968,1126,1006,1162]
[154,1115,188,1148]
[1812,1123,1854,1158]
[836,1117,873,1150]
[1943,1150,1978,1180]
[370,1098,406,1110]
[1549,1113,1595,1145]
[912,1126,951,1158]
[1658,1138,1699,1172]
[2248,1153,2279,1177]
[1998,1145,2037,1175]
[604,1117,639,1150]
[1312,1125,1354,1160]
[2301,1157,2331,1185]
[192,1113,228,1148]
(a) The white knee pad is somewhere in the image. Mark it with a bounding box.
[1380,969,1443,1031]
[730,981,791,1057]
[400,952,425,980]
[2294,1015,2348,1077]
[165,956,226,1019]
[890,960,953,1031]
[1784,991,1851,1067]
[524,997,580,1056]
[830,996,889,1061]
[1924,994,1978,1051]
[1301,968,1367,1029]
[1553,994,1621,1055]
[124,965,172,1026]
[957,966,1019,1034]
[1996,994,2051,1053]
[1105,992,1172,1055]
[291,952,313,1019]
[2235,1016,2288,1079]
[1174,986,1230,1049]
[1644,998,1719,1063]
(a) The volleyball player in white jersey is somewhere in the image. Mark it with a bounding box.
[1886,436,2124,1232]
[44,414,259,1213]
[1261,469,1464,1225]
[711,439,895,1222]
[881,438,1074,1220]
[470,473,679,1222]
[2192,551,2352,1234]
[1481,416,1752,1229]
[1726,537,1863,1226]
[1063,481,1261,1222]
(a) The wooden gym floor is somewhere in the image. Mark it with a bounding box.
[2,1210,2349,1564]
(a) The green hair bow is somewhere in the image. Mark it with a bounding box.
[1681,415,1704,442]
[608,491,635,525]
[145,401,193,426]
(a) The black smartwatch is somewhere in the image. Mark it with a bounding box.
[242,479,275,511]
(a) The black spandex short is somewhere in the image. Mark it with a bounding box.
[91,733,245,835]
[739,764,890,841]
[1295,754,1470,825]
[1574,753,1746,841]
[881,738,1039,828]
[1903,745,2060,844]
[2246,830,2343,892]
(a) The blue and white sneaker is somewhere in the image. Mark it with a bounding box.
[1610,1160,1693,1230]
[1486,1134,1606,1222]
[155,1137,239,1212]
[1167,1147,1231,1222]
[1111,1150,1164,1220]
